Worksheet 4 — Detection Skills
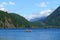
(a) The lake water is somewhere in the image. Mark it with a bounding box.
[0,28,60,40]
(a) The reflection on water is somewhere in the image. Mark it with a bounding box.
[0,29,60,40]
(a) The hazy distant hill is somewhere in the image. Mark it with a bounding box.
[31,6,60,28]
[0,10,30,28]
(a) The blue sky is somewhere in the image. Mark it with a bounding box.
[0,0,60,20]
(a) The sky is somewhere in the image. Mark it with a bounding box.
[0,0,60,20]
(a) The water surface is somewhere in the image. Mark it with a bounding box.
[0,29,60,40]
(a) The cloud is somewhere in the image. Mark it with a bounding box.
[0,2,8,11]
[2,2,7,5]
[39,9,52,16]
[9,1,15,5]
[0,2,7,7]
[0,7,8,11]
[27,9,53,20]
[0,1,15,7]
[0,1,15,11]
[37,2,49,7]
[0,8,5,10]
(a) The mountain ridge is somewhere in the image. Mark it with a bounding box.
[0,6,60,28]
[0,10,30,28]
[30,6,60,28]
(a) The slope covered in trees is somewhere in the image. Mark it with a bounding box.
[0,10,30,28]
[0,6,60,28]
[31,6,60,28]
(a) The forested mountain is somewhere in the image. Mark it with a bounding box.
[31,6,60,28]
[0,6,60,28]
[0,10,30,28]
[43,6,60,28]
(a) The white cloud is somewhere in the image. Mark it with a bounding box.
[2,2,7,5]
[27,9,53,20]
[39,9,52,16]
[0,2,7,7]
[9,1,15,5]
[0,1,15,7]
[0,7,7,11]
[0,8,5,10]
[37,2,49,7]
[0,7,12,12]
[0,1,16,12]
[0,2,8,11]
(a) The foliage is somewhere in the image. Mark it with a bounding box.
[31,6,60,28]
[0,10,30,28]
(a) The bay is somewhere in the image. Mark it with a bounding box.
[0,28,60,40]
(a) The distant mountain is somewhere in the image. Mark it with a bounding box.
[31,6,60,28]
[30,16,46,22]
[0,10,30,28]
[29,9,52,22]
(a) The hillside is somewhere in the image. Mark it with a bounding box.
[0,10,30,28]
[0,6,60,28]
[31,6,60,28]
[9,13,30,28]
[43,6,60,28]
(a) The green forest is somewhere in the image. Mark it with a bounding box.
[0,6,60,28]
[0,10,30,28]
